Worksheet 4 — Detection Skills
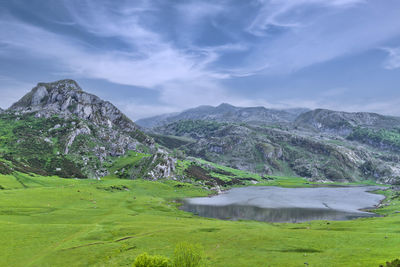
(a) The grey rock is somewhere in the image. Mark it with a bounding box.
[152,119,400,184]
[31,86,49,106]
[10,80,144,135]
[295,109,400,134]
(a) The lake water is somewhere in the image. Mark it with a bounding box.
[180,186,385,223]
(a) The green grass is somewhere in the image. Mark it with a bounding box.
[348,127,400,151]
[175,158,384,188]
[194,158,262,180]
[0,173,399,267]
[108,151,151,174]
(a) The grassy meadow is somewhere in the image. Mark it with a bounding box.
[0,172,399,267]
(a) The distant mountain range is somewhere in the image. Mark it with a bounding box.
[136,103,310,128]
[139,104,400,184]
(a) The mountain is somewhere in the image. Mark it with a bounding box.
[295,109,400,135]
[0,108,3,114]
[1,80,174,179]
[10,80,145,134]
[136,103,310,128]
[2,81,400,185]
[150,109,400,184]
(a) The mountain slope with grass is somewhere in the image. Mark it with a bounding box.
[149,116,400,184]
[0,80,174,179]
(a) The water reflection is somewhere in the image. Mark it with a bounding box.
[180,186,384,223]
[181,203,374,223]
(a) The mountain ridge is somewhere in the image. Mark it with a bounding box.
[136,103,310,128]
[295,108,400,135]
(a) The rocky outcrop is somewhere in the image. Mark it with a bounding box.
[136,103,309,128]
[295,109,400,135]
[9,80,149,138]
[145,152,176,180]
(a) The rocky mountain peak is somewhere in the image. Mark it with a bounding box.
[9,79,139,133]
[216,103,236,110]
[39,79,82,92]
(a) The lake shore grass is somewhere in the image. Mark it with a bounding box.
[0,173,399,266]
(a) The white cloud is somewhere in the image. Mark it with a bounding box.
[0,1,235,118]
[245,0,400,74]
[176,1,224,23]
[381,47,400,70]
[1,0,400,119]
[247,0,365,36]
[0,18,223,89]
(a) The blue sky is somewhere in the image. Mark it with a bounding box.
[1,0,400,119]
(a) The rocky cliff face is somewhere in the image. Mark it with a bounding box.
[136,103,309,128]
[2,80,175,179]
[10,80,144,134]
[152,120,400,184]
[295,109,400,135]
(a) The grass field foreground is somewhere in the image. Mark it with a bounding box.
[0,173,399,267]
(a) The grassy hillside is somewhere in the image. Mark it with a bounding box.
[0,172,399,267]
[348,127,400,151]
[0,113,86,177]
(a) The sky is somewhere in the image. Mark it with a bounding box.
[1,0,400,120]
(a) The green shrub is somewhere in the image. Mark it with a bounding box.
[172,242,203,267]
[380,259,400,267]
[133,253,170,267]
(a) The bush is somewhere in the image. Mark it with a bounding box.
[133,253,170,267]
[133,243,204,267]
[380,259,400,267]
[173,242,203,267]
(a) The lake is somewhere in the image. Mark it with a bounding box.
[180,186,385,223]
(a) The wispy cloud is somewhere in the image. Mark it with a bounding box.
[247,0,365,36]
[0,0,400,118]
[244,0,400,73]
[381,47,400,70]
[0,12,223,89]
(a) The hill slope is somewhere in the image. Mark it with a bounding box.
[1,80,173,179]
[151,118,400,184]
